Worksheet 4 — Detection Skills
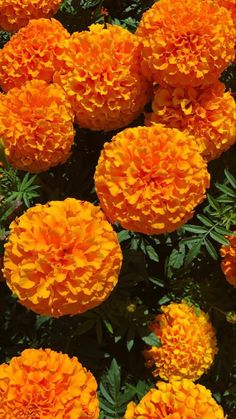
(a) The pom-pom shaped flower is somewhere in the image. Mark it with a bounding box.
[0,0,62,32]
[3,198,122,317]
[53,24,150,131]
[143,302,218,381]
[145,82,236,161]
[124,380,225,419]
[0,348,99,418]
[136,0,235,87]
[0,18,70,92]
[220,231,236,287]
[0,80,75,173]
[94,125,210,235]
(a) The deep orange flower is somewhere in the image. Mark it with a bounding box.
[220,231,236,287]
[124,380,226,419]
[0,18,70,92]
[143,302,218,381]
[53,24,151,131]
[94,125,210,235]
[136,0,235,87]
[145,82,236,161]
[0,348,99,418]
[0,0,62,32]
[0,80,75,173]
[3,198,122,317]
[217,0,236,19]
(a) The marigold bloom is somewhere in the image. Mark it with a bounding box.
[220,231,236,287]
[124,380,225,419]
[0,18,70,92]
[217,0,236,19]
[0,348,99,418]
[136,0,235,87]
[53,24,150,131]
[145,82,236,161]
[143,302,218,381]
[0,0,62,32]
[3,198,122,317]
[94,125,210,235]
[0,80,75,173]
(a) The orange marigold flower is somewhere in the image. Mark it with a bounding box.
[0,79,75,173]
[145,82,236,161]
[94,125,210,235]
[0,348,99,418]
[0,0,62,32]
[53,24,151,131]
[143,302,218,381]
[124,379,226,419]
[0,18,70,92]
[220,230,236,287]
[3,198,122,317]
[217,0,236,19]
[136,0,235,87]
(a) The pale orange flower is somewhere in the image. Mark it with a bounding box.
[220,231,236,287]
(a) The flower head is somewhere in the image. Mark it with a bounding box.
[3,198,122,317]
[0,0,62,32]
[136,0,235,87]
[53,24,150,131]
[145,82,236,161]
[0,348,99,418]
[217,0,236,20]
[143,302,218,381]
[0,80,75,173]
[220,231,236,287]
[94,125,210,235]
[124,380,225,419]
[0,18,70,92]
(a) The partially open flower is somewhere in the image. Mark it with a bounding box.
[95,125,210,235]
[3,198,122,317]
[220,231,236,287]
[136,0,235,87]
[0,348,99,418]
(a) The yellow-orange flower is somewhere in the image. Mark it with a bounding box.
[136,0,235,87]
[145,82,236,161]
[94,125,210,235]
[53,24,150,131]
[0,18,70,92]
[0,80,75,173]
[3,198,122,317]
[124,380,225,419]
[220,231,236,287]
[0,348,99,418]
[0,0,62,32]
[217,0,236,19]
[143,302,218,381]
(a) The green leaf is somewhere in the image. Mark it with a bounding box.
[204,238,218,260]
[142,244,159,262]
[209,231,230,246]
[197,214,214,227]
[215,183,236,198]
[184,240,202,265]
[118,230,131,243]
[184,225,208,234]
[224,169,236,189]
[214,226,234,236]
[207,194,221,211]
[141,332,161,347]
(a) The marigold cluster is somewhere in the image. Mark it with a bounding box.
[53,23,150,131]
[0,18,70,92]
[220,231,236,287]
[143,302,218,381]
[0,348,99,418]
[136,0,235,87]
[3,198,122,317]
[94,125,210,235]
[145,82,236,161]
[0,80,75,173]
[0,0,62,32]
[124,379,225,419]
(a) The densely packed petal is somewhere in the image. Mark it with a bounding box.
[143,301,218,381]
[53,23,151,131]
[136,0,235,87]
[0,348,99,418]
[95,125,210,235]
[3,198,122,317]
[220,231,236,287]
[124,379,225,418]
[0,80,75,173]
[0,18,70,92]
[145,82,236,161]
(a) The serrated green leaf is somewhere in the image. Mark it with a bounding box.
[224,169,236,189]
[141,332,161,347]
[184,240,202,265]
[143,244,159,262]
[184,225,208,234]
[214,226,234,236]
[209,231,230,246]
[204,238,218,260]
[197,214,214,227]
[207,194,221,211]
[216,183,236,198]
[118,230,131,243]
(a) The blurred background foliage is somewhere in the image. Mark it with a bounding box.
[0,1,236,418]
